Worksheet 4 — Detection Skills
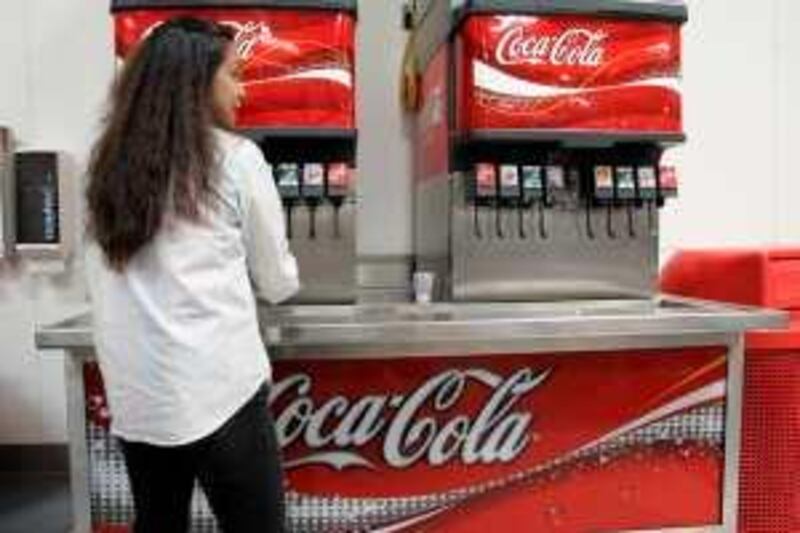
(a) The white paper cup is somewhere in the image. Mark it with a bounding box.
[413,271,436,304]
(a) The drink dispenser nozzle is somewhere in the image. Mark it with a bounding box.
[474,164,497,240]
[582,166,594,241]
[615,166,637,238]
[514,166,532,240]
[542,165,567,240]
[326,163,351,239]
[516,191,527,240]
[275,163,301,240]
[593,165,615,240]
[636,166,659,231]
[521,165,545,240]
[498,165,522,240]
[302,163,325,240]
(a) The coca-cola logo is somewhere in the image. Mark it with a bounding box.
[221,21,274,60]
[270,367,550,470]
[496,26,607,67]
[140,21,274,61]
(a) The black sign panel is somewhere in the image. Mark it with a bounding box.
[15,152,60,245]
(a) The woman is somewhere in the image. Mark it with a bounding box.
[85,17,298,533]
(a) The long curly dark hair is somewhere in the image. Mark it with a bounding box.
[87,17,234,271]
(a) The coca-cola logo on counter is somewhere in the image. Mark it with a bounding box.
[271,367,551,470]
[496,26,607,67]
[84,347,730,531]
[85,347,726,504]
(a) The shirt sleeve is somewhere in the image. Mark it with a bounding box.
[231,139,300,304]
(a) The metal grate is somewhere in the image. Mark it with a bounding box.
[739,352,800,533]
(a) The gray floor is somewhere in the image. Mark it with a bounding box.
[0,473,71,533]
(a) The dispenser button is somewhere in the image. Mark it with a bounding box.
[521,165,544,201]
[637,166,658,200]
[327,163,351,196]
[303,163,325,198]
[616,166,636,200]
[546,166,565,190]
[475,163,497,199]
[594,166,614,201]
[499,165,521,198]
[659,166,678,198]
[275,163,301,199]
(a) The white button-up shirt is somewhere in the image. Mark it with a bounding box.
[86,129,299,446]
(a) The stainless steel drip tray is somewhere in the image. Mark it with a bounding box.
[35,296,787,354]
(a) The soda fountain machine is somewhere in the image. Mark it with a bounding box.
[407,0,684,302]
[35,1,790,532]
[113,0,359,303]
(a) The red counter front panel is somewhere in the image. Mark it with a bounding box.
[85,347,727,532]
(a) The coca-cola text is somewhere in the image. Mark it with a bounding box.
[270,368,550,470]
[496,26,607,67]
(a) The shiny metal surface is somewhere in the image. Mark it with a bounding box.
[357,255,412,289]
[413,175,452,301]
[449,174,659,301]
[65,355,91,533]
[35,296,788,354]
[413,174,660,302]
[723,335,745,532]
[356,255,412,304]
[286,201,357,304]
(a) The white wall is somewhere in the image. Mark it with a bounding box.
[660,0,800,257]
[0,0,798,444]
[357,0,414,256]
[0,0,112,444]
[774,1,800,241]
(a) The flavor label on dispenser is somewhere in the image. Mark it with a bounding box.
[499,165,521,198]
[521,165,544,201]
[659,166,678,197]
[594,166,614,201]
[615,166,636,200]
[275,163,301,199]
[303,163,325,198]
[475,163,497,199]
[637,167,658,200]
[327,163,351,197]
[546,166,565,190]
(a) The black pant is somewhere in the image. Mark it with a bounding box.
[120,384,285,533]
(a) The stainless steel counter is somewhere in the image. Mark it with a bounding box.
[35,296,787,533]
[36,295,787,357]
